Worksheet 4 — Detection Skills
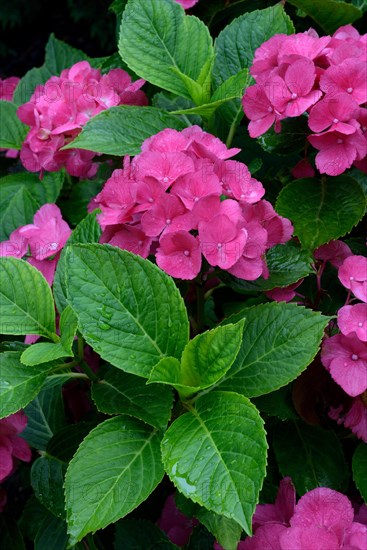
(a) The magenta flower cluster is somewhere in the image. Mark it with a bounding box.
[242,25,367,176]
[92,126,293,280]
[0,411,31,483]
[0,203,71,287]
[238,478,367,550]
[16,61,148,178]
[315,242,367,441]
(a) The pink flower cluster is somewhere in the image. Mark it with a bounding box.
[0,76,20,159]
[17,61,147,178]
[242,25,367,175]
[0,411,31,482]
[0,203,71,287]
[236,478,367,550]
[176,0,199,8]
[92,127,293,280]
[317,242,367,441]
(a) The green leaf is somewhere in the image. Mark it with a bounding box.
[152,92,202,125]
[161,391,267,534]
[46,422,97,463]
[188,525,215,549]
[92,366,173,429]
[21,305,78,365]
[149,320,245,398]
[63,106,186,156]
[114,519,178,549]
[352,443,367,503]
[276,176,366,251]
[22,377,67,450]
[0,186,39,241]
[65,244,189,377]
[13,34,106,105]
[286,0,362,33]
[0,352,53,418]
[0,515,25,550]
[273,421,349,495]
[53,212,102,314]
[257,117,309,155]
[34,514,68,550]
[252,385,298,421]
[351,0,367,12]
[65,416,164,544]
[196,509,242,550]
[119,0,214,100]
[212,5,294,129]
[211,70,250,103]
[0,100,28,149]
[213,302,330,398]
[31,456,67,519]
[226,241,314,293]
[0,171,64,208]
[0,257,57,340]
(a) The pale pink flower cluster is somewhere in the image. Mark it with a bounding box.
[318,242,367,441]
[0,76,20,158]
[0,203,71,287]
[92,127,293,280]
[0,412,31,483]
[242,25,367,176]
[17,61,147,178]
[232,478,367,550]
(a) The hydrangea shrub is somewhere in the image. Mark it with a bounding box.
[0,0,366,547]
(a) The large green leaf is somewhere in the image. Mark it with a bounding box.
[13,34,106,105]
[31,456,67,519]
[119,0,214,100]
[63,106,186,156]
[53,211,102,314]
[0,352,53,419]
[0,257,57,340]
[0,100,28,149]
[149,321,245,398]
[0,187,39,241]
[352,443,367,503]
[196,509,242,550]
[65,416,164,544]
[65,244,189,377]
[273,421,349,495]
[211,302,330,397]
[22,377,67,450]
[276,176,366,251]
[287,0,362,33]
[46,422,97,463]
[91,366,173,428]
[0,171,64,209]
[226,241,313,293]
[161,391,267,534]
[20,306,78,366]
[212,5,294,129]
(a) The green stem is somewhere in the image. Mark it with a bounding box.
[51,360,79,372]
[226,119,237,148]
[78,359,99,382]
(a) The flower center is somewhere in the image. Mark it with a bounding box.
[163,177,170,183]
[291,92,297,100]
[337,139,343,144]
[148,197,154,203]
[217,243,222,249]
[165,218,171,225]
[350,276,354,281]
[347,87,353,93]
[268,106,273,113]
[351,354,359,361]
[358,322,363,327]
[183,250,190,256]
[333,118,339,124]
[48,242,58,251]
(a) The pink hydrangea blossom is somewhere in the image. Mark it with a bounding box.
[321,333,367,397]
[17,61,147,177]
[308,93,359,134]
[314,240,353,268]
[308,128,367,175]
[242,84,283,138]
[338,304,367,342]
[329,396,367,442]
[0,412,31,482]
[93,127,293,281]
[320,59,367,105]
[243,483,367,550]
[338,255,367,303]
[157,493,198,545]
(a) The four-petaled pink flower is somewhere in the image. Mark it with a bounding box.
[329,397,367,443]
[0,412,32,482]
[338,255,367,303]
[321,333,367,397]
[314,240,353,268]
[338,304,367,342]
[156,230,201,280]
[308,128,367,175]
